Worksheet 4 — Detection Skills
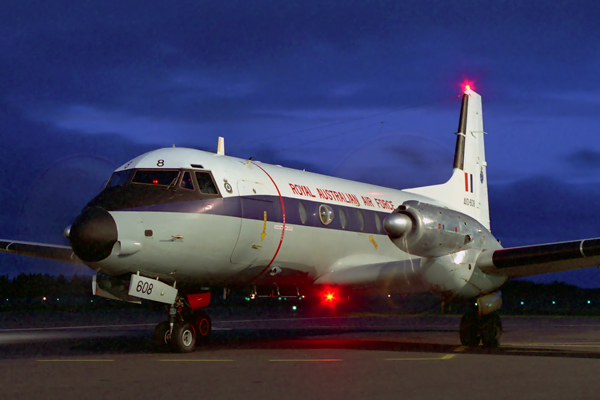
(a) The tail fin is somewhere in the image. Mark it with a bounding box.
[405,87,490,229]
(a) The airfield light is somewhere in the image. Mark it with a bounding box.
[588,300,591,304]
[552,301,556,305]
[292,306,297,311]
[42,297,47,301]
[152,179,159,184]
[520,301,524,305]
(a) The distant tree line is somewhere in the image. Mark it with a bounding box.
[0,273,92,298]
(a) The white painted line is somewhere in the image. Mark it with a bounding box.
[37,359,114,362]
[0,323,156,332]
[159,359,234,362]
[269,359,342,362]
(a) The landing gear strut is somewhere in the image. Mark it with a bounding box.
[459,311,502,347]
[152,295,213,353]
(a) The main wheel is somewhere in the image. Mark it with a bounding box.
[152,321,171,352]
[459,312,481,347]
[480,312,502,347]
[193,309,212,345]
[169,322,197,353]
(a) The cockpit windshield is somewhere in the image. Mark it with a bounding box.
[102,168,220,197]
[106,170,132,188]
[131,170,180,187]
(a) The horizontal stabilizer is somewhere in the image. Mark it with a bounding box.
[477,238,600,278]
[0,239,82,264]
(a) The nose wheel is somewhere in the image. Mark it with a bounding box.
[152,297,213,353]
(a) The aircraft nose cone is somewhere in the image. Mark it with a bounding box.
[69,207,118,262]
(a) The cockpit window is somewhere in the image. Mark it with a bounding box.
[196,172,218,194]
[132,170,180,187]
[180,171,194,190]
[106,170,132,188]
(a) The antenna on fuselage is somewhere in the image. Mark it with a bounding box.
[217,137,225,156]
[246,157,254,166]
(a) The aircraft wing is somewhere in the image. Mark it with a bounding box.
[0,239,82,265]
[477,238,600,279]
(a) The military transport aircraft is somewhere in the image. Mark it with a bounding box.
[3,86,600,353]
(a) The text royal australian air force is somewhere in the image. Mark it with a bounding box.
[288,183,395,211]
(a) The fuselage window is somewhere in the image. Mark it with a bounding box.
[319,204,334,226]
[196,172,218,194]
[132,170,179,187]
[106,170,132,188]
[374,213,382,234]
[298,201,308,224]
[357,209,365,232]
[180,171,194,190]
[339,207,347,229]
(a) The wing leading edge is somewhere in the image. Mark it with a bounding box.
[0,239,82,265]
[477,238,600,279]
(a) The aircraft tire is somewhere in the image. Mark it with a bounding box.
[169,322,197,353]
[152,321,171,352]
[459,312,481,347]
[480,312,502,348]
[193,309,212,345]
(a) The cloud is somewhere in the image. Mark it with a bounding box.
[565,150,600,170]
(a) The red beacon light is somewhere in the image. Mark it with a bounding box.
[321,288,339,305]
[461,80,475,93]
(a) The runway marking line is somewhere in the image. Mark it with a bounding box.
[385,354,455,361]
[505,342,600,348]
[454,346,468,353]
[159,359,234,362]
[0,323,155,332]
[37,359,114,362]
[269,359,342,362]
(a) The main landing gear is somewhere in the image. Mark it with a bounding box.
[152,296,212,353]
[459,311,502,347]
[459,291,503,348]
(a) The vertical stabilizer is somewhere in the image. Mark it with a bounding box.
[405,87,490,229]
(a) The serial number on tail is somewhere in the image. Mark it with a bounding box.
[464,198,476,207]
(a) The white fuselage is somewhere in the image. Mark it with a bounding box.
[86,147,505,299]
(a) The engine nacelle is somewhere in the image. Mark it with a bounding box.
[383,201,487,258]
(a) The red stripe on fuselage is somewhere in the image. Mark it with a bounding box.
[251,162,286,272]
[464,172,469,192]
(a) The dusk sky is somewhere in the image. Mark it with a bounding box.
[1,1,600,287]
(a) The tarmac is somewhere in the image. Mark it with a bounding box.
[2,308,600,400]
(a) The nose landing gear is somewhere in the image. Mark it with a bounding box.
[152,296,212,353]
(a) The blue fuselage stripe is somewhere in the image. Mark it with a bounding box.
[121,195,390,235]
